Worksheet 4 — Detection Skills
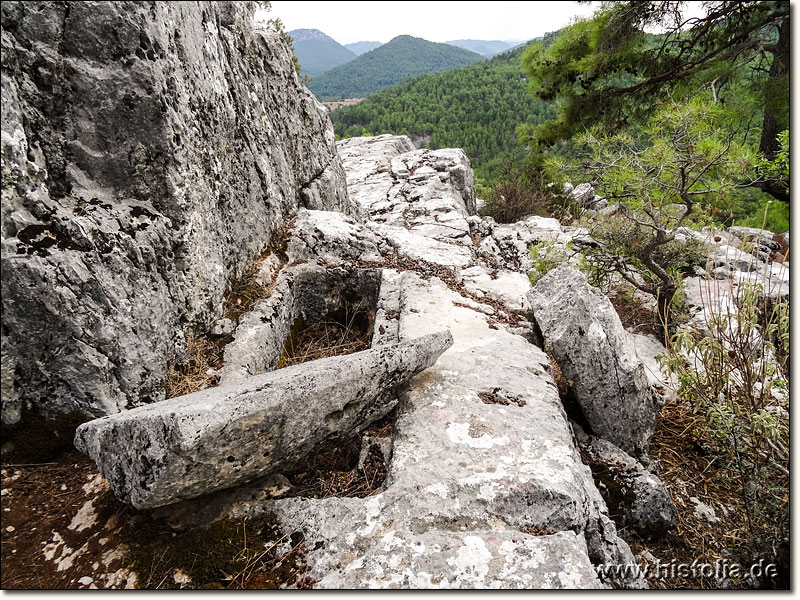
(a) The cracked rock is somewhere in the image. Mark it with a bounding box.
[528,267,662,459]
[1,1,353,425]
[581,435,676,539]
[74,330,453,509]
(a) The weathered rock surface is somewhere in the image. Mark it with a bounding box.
[677,227,789,304]
[528,267,662,459]
[459,265,532,312]
[630,332,674,398]
[1,1,353,424]
[337,135,476,267]
[171,136,645,588]
[578,432,676,539]
[75,330,452,509]
[287,208,384,264]
[226,271,638,588]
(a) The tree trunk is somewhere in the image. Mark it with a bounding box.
[656,282,677,339]
[756,19,790,203]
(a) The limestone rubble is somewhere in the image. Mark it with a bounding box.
[200,136,646,589]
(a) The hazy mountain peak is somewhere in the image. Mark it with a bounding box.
[289,28,333,42]
[345,41,383,56]
[444,39,525,57]
[288,28,356,77]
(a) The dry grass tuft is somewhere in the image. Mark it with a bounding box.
[284,412,395,500]
[279,317,371,369]
[126,513,315,589]
[163,335,224,399]
[547,352,570,398]
[222,255,281,324]
[609,288,664,339]
[629,398,788,589]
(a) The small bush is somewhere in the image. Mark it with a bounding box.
[528,240,570,286]
[479,154,573,224]
[579,211,707,327]
[480,177,551,224]
[659,280,789,565]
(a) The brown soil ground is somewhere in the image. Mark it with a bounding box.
[0,431,389,590]
[627,399,789,589]
[1,453,101,589]
[609,289,665,340]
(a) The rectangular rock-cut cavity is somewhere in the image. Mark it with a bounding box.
[278,269,381,369]
[218,265,383,386]
[214,264,401,499]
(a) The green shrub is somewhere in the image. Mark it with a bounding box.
[528,240,571,286]
[659,281,789,557]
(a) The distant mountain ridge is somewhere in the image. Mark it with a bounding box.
[345,41,383,56]
[309,35,484,100]
[445,39,522,57]
[288,28,355,77]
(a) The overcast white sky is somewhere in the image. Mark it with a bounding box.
[267,1,603,44]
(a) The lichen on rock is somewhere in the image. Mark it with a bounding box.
[0,1,354,425]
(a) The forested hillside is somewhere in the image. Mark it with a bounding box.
[330,44,553,188]
[309,35,484,100]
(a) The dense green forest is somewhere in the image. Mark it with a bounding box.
[520,1,789,230]
[309,35,484,100]
[331,43,555,190]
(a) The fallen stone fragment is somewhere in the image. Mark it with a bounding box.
[75,331,453,509]
[690,497,720,523]
[528,267,661,459]
[209,318,235,337]
[571,183,595,206]
[728,226,781,253]
[579,434,676,538]
[459,265,532,312]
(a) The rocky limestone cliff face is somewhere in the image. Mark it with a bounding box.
[0,1,354,425]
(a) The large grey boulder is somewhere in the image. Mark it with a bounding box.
[74,330,452,509]
[1,1,353,425]
[528,266,661,459]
